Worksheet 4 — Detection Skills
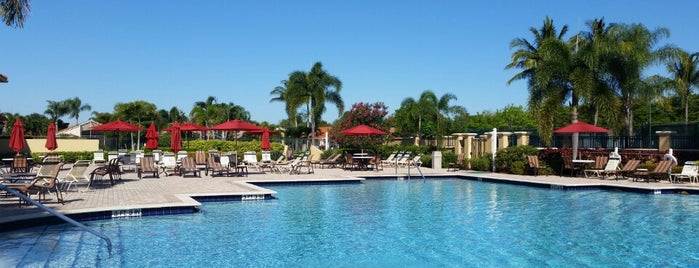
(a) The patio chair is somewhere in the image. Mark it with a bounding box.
[583,156,609,178]
[107,151,119,162]
[382,151,402,166]
[11,154,30,173]
[369,155,384,171]
[6,163,65,206]
[92,150,106,164]
[207,155,230,177]
[228,153,248,176]
[406,154,423,167]
[89,157,121,186]
[560,156,581,177]
[319,153,342,169]
[137,155,159,179]
[448,153,465,172]
[593,157,621,179]
[179,157,200,177]
[670,161,698,183]
[527,155,547,176]
[153,150,163,164]
[61,160,91,192]
[176,151,188,162]
[343,152,358,171]
[243,151,261,171]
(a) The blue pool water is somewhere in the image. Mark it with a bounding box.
[2,179,699,267]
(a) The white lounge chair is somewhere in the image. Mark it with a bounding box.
[670,161,698,183]
[585,157,620,179]
[93,151,106,164]
[160,153,178,176]
[62,160,92,192]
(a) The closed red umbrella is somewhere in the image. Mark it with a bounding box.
[8,118,25,154]
[45,122,58,151]
[250,127,277,150]
[170,121,182,153]
[145,122,159,150]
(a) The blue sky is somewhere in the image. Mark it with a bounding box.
[2,1,698,125]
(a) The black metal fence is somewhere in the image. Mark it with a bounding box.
[529,134,697,150]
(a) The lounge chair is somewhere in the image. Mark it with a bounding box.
[380,151,398,166]
[160,153,178,176]
[194,151,208,175]
[319,153,342,169]
[634,160,673,183]
[670,161,698,183]
[6,163,65,206]
[61,160,91,192]
[583,156,610,178]
[406,154,423,167]
[448,153,465,172]
[611,159,641,180]
[394,152,412,167]
[243,151,261,171]
[179,157,200,177]
[527,155,547,176]
[11,154,30,173]
[137,155,159,179]
[277,157,302,174]
[592,157,621,179]
[176,151,188,162]
[89,158,121,186]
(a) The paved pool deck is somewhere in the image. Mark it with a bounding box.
[3,163,699,228]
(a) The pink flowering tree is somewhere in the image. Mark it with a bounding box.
[331,102,390,149]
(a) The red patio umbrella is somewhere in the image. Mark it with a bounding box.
[170,121,182,153]
[145,122,159,150]
[163,122,208,146]
[45,122,58,151]
[91,119,146,149]
[341,124,387,153]
[250,127,276,150]
[554,121,611,160]
[210,119,263,150]
[8,118,25,154]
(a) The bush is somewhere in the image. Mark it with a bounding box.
[494,145,539,174]
[509,160,527,175]
[469,153,492,171]
[30,151,93,163]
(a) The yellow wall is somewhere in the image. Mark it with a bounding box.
[26,139,100,153]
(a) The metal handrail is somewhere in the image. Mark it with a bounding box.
[406,162,426,181]
[0,184,113,255]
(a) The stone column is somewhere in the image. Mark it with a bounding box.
[656,131,675,151]
[414,136,420,146]
[464,133,477,169]
[514,131,531,146]
[498,132,513,150]
[481,133,492,153]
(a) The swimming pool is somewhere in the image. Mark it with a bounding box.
[2,178,699,267]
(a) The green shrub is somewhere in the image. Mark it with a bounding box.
[31,151,93,163]
[509,160,526,175]
[494,145,539,173]
[469,153,492,171]
[441,151,457,169]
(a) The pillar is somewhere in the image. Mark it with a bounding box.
[514,131,531,146]
[452,133,467,155]
[656,131,675,151]
[498,132,513,150]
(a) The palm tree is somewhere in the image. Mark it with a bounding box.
[603,23,672,135]
[664,49,699,124]
[114,101,157,150]
[65,97,92,125]
[44,100,68,123]
[0,0,30,27]
[270,80,303,128]
[286,62,344,145]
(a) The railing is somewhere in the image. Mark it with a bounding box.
[0,185,113,255]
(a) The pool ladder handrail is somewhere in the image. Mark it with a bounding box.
[0,184,113,255]
[406,162,426,181]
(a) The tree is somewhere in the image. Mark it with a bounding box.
[270,80,303,128]
[331,102,389,148]
[114,101,157,150]
[1,0,30,28]
[286,62,344,146]
[44,100,68,123]
[157,107,188,129]
[663,49,699,124]
[65,97,92,125]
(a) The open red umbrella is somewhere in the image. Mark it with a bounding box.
[91,119,146,149]
[170,121,182,153]
[210,119,263,151]
[45,122,58,151]
[8,118,25,154]
[145,122,159,150]
[554,121,611,160]
[341,124,387,153]
[164,122,208,145]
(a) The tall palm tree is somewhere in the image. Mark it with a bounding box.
[664,49,699,124]
[65,97,92,125]
[604,23,671,135]
[270,80,303,128]
[0,0,30,27]
[190,96,221,140]
[114,101,157,150]
[44,100,68,123]
[286,62,343,145]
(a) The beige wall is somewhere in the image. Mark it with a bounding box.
[26,139,100,153]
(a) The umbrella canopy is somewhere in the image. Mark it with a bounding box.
[554,121,611,160]
[553,122,611,133]
[163,122,208,132]
[8,118,25,154]
[91,119,145,149]
[45,122,58,151]
[210,119,262,132]
[145,122,159,150]
[170,121,182,153]
[341,124,387,136]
